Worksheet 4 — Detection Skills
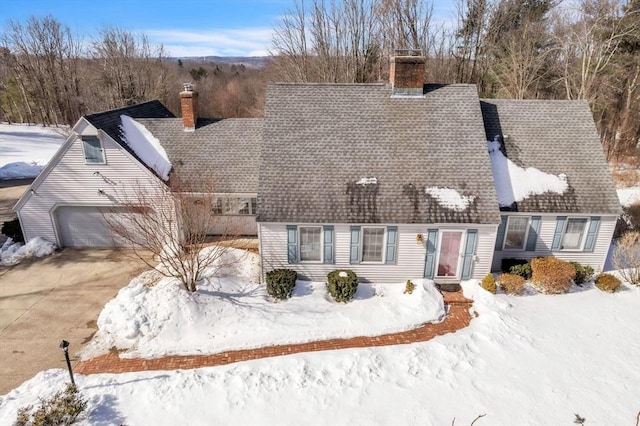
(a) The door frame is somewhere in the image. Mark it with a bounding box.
[434,229,465,279]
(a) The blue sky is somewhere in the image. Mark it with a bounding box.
[0,0,456,57]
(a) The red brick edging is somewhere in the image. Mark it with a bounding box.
[75,291,473,375]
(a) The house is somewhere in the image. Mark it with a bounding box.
[14,51,620,283]
[14,89,261,247]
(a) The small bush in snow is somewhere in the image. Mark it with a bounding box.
[480,273,496,294]
[497,273,525,295]
[15,383,87,426]
[509,262,533,280]
[570,261,594,286]
[595,273,621,293]
[612,231,640,285]
[404,280,415,294]
[2,218,24,243]
[531,257,576,294]
[327,269,358,302]
[266,269,297,300]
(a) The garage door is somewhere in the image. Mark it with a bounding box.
[55,206,134,247]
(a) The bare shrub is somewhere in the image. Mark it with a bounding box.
[497,273,525,295]
[531,257,576,294]
[612,231,640,285]
[15,384,87,426]
[480,273,496,294]
[595,273,622,292]
[103,172,243,292]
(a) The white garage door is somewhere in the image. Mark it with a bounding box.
[56,206,134,247]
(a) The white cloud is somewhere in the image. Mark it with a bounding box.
[144,27,273,57]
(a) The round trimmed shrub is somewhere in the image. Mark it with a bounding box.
[595,273,621,293]
[497,273,525,295]
[266,268,297,300]
[481,273,496,294]
[531,257,576,294]
[570,261,595,286]
[327,269,358,302]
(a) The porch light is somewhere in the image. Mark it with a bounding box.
[416,234,424,244]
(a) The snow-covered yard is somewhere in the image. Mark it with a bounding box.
[81,248,446,359]
[0,123,66,180]
[1,279,638,425]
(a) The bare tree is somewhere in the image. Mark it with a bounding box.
[1,15,84,125]
[104,172,243,292]
[90,27,170,108]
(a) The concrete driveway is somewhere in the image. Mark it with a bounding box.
[0,248,147,394]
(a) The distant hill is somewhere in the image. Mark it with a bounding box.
[169,56,269,68]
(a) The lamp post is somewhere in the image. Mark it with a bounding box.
[59,340,75,386]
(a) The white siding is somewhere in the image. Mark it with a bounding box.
[18,131,162,246]
[491,214,616,273]
[259,222,497,283]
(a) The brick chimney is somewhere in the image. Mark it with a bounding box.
[390,49,425,96]
[180,83,198,131]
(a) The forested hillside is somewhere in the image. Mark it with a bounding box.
[1,0,638,160]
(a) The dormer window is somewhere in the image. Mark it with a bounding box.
[82,136,105,164]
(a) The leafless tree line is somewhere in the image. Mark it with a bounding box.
[270,0,640,160]
[0,16,265,126]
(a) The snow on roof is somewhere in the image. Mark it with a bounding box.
[120,115,172,181]
[487,140,568,207]
[425,186,476,212]
[356,177,377,185]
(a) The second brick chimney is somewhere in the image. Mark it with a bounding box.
[180,83,198,131]
[390,49,425,96]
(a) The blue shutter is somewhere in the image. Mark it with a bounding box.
[461,229,478,279]
[423,229,439,279]
[495,216,507,251]
[286,225,297,263]
[385,226,398,264]
[525,216,541,251]
[323,225,334,264]
[350,226,361,264]
[583,217,600,252]
[551,216,567,251]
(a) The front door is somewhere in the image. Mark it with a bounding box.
[436,231,463,278]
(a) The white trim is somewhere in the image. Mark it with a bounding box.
[503,215,530,251]
[434,229,465,279]
[361,226,386,264]
[298,225,323,263]
[560,217,589,251]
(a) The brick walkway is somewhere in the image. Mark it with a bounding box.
[75,291,473,375]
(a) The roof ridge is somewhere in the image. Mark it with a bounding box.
[84,100,166,119]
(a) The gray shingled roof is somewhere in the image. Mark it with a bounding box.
[480,99,621,215]
[135,118,262,193]
[258,83,501,224]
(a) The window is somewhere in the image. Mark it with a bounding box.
[212,197,258,215]
[561,218,588,250]
[362,228,385,262]
[503,217,529,250]
[82,137,105,163]
[299,227,322,261]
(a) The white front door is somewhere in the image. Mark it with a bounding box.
[436,231,464,278]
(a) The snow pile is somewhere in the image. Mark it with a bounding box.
[0,237,56,266]
[487,140,568,207]
[120,115,171,181]
[356,177,377,185]
[2,280,638,424]
[425,186,475,211]
[81,247,445,359]
[0,123,66,179]
[617,187,640,207]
